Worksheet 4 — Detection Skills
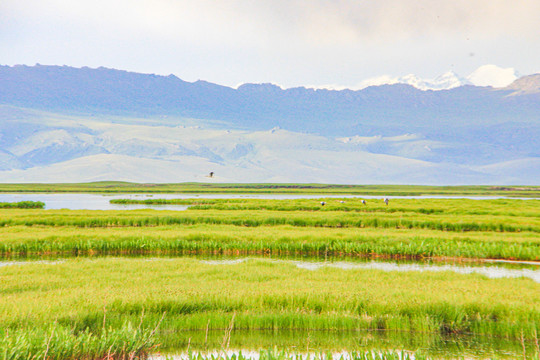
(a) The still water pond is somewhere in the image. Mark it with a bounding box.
[0,193,535,210]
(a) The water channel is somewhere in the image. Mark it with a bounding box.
[0,193,536,210]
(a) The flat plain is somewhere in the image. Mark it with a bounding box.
[0,185,538,359]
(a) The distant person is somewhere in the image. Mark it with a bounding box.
[384,198,389,206]
[361,200,366,205]
[320,201,326,206]
[209,172,214,178]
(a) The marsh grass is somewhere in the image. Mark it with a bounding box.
[167,345,540,360]
[1,198,539,260]
[0,195,538,358]
[1,231,538,261]
[1,209,539,233]
[0,201,44,209]
[0,321,159,360]
[109,198,540,218]
[174,349,430,360]
[0,258,538,342]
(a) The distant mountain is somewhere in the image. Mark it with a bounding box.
[504,74,540,95]
[0,65,538,136]
[362,71,471,91]
[0,65,538,184]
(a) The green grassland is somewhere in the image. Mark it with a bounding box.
[0,258,538,341]
[1,198,539,260]
[0,182,539,197]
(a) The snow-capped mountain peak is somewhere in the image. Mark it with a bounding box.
[358,65,520,91]
[396,71,470,91]
[359,70,470,91]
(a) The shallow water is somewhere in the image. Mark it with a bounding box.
[0,193,536,210]
[0,260,64,267]
[199,257,540,283]
[0,193,189,210]
[5,255,536,283]
[150,328,531,359]
[3,254,537,280]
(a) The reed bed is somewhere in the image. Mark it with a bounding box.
[157,327,532,358]
[174,349,431,360]
[1,209,539,233]
[0,258,538,342]
[155,328,538,359]
[1,228,538,260]
[165,345,540,360]
[110,198,540,218]
[0,322,159,360]
[0,201,44,209]
[1,197,539,261]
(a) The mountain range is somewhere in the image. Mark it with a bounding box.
[0,64,538,184]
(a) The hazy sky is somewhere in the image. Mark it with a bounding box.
[1,0,539,88]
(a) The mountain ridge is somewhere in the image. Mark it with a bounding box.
[0,65,538,184]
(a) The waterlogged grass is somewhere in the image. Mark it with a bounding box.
[173,349,432,360]
[0,224,539,261]
[165,346,540,360]
[0,198,539,260]
[1,196,538,358]
[0,212,538,234]
[158,328,536,359]
[0,322,159,360]
[110,198,540,218]
[0,201,44,209]
[0,258,538,342]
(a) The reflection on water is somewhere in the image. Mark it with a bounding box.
[0,193,189,210]
[152,329,531,359]
[0,260,64,267]
[198,257,540,283]
[2,255,538,282]
[293,260,540,283]
[0,193,536,210]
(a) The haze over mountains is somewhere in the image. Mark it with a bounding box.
[0,64,538,184]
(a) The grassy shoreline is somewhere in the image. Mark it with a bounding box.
[0,182,539,197]
[1,198,539,261]
[1,228,538,261]
[0,322,159,360]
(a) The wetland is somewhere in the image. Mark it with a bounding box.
[0,189,538,359]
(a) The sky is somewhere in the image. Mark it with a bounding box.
[1,0,540,89]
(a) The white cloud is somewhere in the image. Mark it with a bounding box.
[467,65,519,88]
[1,1,539,87]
